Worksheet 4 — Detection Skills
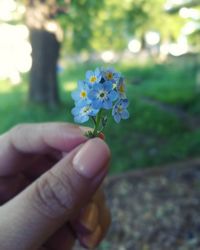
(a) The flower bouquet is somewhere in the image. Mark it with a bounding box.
[71,67,129,138]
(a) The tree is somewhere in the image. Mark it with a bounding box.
[21,0,185,107]
[25,0,69,108]
[24,0,105,107]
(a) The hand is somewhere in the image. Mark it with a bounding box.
[0,123,111,250]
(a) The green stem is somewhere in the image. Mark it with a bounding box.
[93,109,103,137]
[91,116,97,127]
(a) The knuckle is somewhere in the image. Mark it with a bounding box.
[10,124,27,134]
[33,170,80,218]
[9,124,32,151]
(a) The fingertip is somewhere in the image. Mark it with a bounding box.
[73,138,111,179]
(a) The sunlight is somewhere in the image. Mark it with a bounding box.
[0,81,14,93]
[179,7,200,20]
[168,43,187,56]
[63,81,77,92]
[182,21,200,35]
[0,24,32,84]
[0,0,16,21]
[101,51,116,63]
[128,39,141,53]
[145,31,160,46]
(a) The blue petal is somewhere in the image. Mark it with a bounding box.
[113,100,120,109]
[103,100,112,110]
[89,108,99,116]
[121,99,129,108]
[71,90,80,101]
[112,107,116,116]
[78,99,89,106]
[71,106,80,116]
[114,72,121,81]
[88,90,98,100]
[121,110,129,119]
[92,100,103,109]
[94,83,103,90]
[86,70,93,79]
[109,90,118,101]
[104,81,113,91]
[113,113,121,123]
[74,114,89,123]
[77,80,85,88]
[95,68,102,82]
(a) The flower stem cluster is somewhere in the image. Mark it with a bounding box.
[71,67,129,137]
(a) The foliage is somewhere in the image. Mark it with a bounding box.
[0,58,200,174]
[9,0,197,51]
[61,0,105,51]
[39,0,185,51]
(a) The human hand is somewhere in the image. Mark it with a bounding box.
[0,123,111,250]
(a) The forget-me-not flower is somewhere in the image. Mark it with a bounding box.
[112,99,129,123]
[103,67,121,83]
[72,102,99,123]
[86,68,101,86]
[117,77,127,98]
[88,82,118,109]
[71,67,130,137]
[71,80,90,105]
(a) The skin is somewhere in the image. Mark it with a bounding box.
[0,123,111,250]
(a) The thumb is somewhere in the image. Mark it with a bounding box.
[0,138,110,250]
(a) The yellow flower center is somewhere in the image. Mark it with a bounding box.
[106,72,113,80]
[90,76,97,83]
[80,91,87,98]
[119,84,125,93]
[118,106,123,113]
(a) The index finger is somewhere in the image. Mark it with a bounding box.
[0,122,87,176]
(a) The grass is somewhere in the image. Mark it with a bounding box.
[0,56,200,174]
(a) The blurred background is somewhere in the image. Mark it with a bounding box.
[0,0,200,174]
[1,1,200,249]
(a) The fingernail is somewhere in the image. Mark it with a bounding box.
[73,138,110,179]
[80,202,99,232]
[81,225,102,248]
[92,169,108,188]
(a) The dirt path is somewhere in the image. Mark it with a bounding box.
[75,158,200,250]
[141,97,200,130]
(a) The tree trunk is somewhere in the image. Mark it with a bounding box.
[29,29,60,107]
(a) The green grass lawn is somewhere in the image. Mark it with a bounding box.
[0,57,200,174]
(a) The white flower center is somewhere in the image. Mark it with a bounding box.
[97,90,107,100]
[81,106,90,115]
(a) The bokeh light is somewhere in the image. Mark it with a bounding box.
[101,51,116,63]
[0,24,32,84]
[128,39,142,53]
[145,31,160,46]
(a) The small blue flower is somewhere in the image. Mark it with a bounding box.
[71,66,129,133]
[89,82,118,110]
[112,99,129,123]
[86,68,101,86]
[117,77,127,98]
[71,80,90,105]
[102,67,121,83]
[72,102,99,123]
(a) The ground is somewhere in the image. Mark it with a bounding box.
[1,58,200,249]
[75,159,200,250]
